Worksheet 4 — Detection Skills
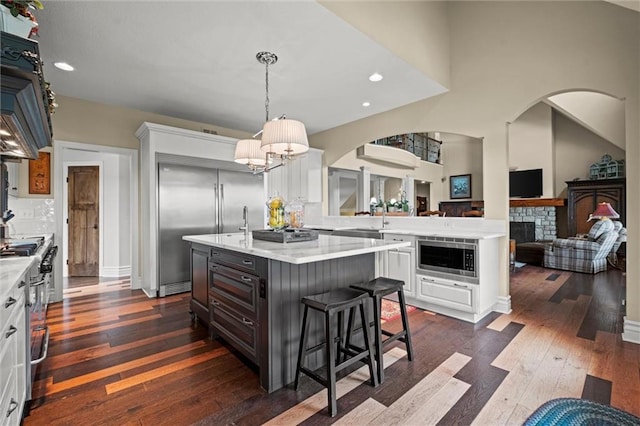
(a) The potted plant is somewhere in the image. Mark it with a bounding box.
[0,0,43,38]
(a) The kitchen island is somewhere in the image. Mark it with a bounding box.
[182,232,410,393]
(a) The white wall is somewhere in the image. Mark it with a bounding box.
[554,111,626,196]
[548,92,625,149]
[508,102,554,198]
[320,0,450,88]
[441,134,483,201]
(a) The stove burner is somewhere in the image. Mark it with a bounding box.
[0,236,45,257]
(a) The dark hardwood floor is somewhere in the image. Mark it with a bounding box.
[24,267,640,425]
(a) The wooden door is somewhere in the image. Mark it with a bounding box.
[68,166,99,276]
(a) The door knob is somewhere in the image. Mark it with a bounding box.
[93,224,98,229]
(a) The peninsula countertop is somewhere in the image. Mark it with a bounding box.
[182,232,411,264]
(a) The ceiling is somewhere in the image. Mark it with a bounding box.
[35,1,447,136]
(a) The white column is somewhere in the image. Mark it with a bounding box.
[328,171,340,216]
[404,175,415,215]
[357,166,371,212]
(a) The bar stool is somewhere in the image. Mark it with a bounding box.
[294,288,378,417]
[350,277,414,384]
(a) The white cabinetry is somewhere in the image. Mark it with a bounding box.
[408,237,499,323]
[267,148,323,203]
[1,270,27,425]
[382,234,416,296]
[6,162,19,197]
[418,275,476,314]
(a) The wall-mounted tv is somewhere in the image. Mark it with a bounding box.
[509,168,543,198]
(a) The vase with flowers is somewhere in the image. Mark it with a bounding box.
[0,0,43,38]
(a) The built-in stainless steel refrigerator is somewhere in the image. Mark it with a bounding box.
[157,161,264,296]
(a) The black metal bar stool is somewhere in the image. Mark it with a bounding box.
[350,277,414,384]
[294,288,378,417]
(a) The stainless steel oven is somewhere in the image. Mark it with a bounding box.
[417,237,478,283]
[26,245,56,400]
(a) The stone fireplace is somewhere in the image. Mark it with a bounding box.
[509,206,557,241]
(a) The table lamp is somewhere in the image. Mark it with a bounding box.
[588,202,619,221]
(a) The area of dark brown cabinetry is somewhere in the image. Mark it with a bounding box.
[566,179,625,237]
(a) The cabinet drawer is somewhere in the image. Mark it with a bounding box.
[1,368,17,426]
[419,276,474,313]
[209,249,257,274]
[0,331,17,401]
[209,264,259,322]
[1,279,25,327]
[209,297,258,363]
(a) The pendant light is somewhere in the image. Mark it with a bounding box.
[234,51,309,173]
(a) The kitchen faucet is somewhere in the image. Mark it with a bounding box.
[381,203,389,229]
[239,206,249,236]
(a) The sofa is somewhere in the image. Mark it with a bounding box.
[544,219,618,274]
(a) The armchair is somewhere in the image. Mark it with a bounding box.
[544,220,618,274]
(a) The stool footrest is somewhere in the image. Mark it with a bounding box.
[300,367,328,388]
[382,330,408,347]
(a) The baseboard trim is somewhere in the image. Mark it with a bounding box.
[622,316,640,344]
[100,265,131,278]
[494,295,512,314]
[130,275,142,290]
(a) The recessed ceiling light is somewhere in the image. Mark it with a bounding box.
[369,72,383,82]
[54,61,74,71]
[362,102,371,107]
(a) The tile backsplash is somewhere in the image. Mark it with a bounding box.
[6,197,55,236]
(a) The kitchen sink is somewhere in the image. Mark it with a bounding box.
[331,228,383,239]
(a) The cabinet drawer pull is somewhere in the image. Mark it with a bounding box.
[6,398,18,418]
[240,276,252,282]
[242,259,253,265]
[211,252,220,256]
[4,297,17,308]
[242,318,254,326]
[18,280,26,289]
[31,326,50,366]
[5,325,17,338]
[31,279,46,287]
[421,278,435,283]
[212,300,221,307]
[453,283,468,288]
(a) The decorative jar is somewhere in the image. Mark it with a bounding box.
[266,194,287,230]
[285,198,305,229]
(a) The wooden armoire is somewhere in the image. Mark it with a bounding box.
[566,178,625,236]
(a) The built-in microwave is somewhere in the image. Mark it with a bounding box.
[417,237,478,283]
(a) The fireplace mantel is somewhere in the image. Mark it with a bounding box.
[509,198,566,207]
[464,198,566,209]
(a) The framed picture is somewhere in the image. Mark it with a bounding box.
[29,152,51,194]
[450,174,471,199]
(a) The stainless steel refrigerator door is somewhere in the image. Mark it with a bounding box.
[218,170,264,234]
[158,163,217,287]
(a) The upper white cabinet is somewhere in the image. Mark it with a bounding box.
[6,162,19,197]
[267,148,323,203]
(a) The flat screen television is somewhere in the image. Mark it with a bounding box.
[509,168,543,198]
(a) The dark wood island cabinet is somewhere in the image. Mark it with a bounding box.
[184,233,410,393]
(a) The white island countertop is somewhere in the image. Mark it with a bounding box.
[183,233,411,264]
